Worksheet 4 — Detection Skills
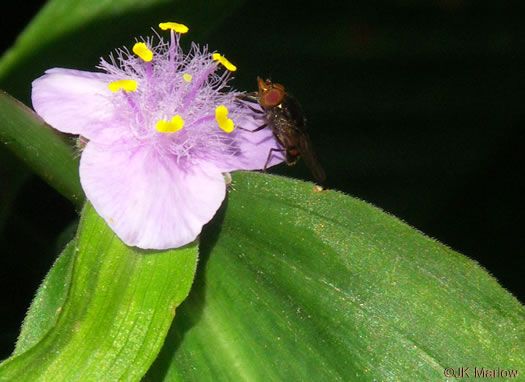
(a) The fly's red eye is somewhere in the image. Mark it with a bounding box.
[261,88,284,107]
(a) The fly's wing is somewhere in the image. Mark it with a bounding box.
[297,132,326,184]
[283,93,326,183]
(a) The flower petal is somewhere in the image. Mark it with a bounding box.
[32,68,119,143]
[79,141,226,249]
[215,115,285,172]
[232,123,286,170]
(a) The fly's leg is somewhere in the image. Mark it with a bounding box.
[236,93,264,114]
[235,93,268,131]
[243,103,265,114]
[237,123,268,133]
[236,92,258,103]
[251,105,264,114]
[235,93,285,172]
[264,147,286,171]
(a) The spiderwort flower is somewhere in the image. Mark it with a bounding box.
[32,22,284,249]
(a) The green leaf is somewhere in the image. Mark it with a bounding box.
[0,203,198,381]
[146,172,524,381]
[0,90,84,208]
[12,241,76,356]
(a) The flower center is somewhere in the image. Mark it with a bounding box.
[100,22,244,162]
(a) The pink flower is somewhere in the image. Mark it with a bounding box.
[32,22,283,249]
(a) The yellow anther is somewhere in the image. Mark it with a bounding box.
[156,115,184,133]
[216,105,229,119]
[159,22,189,34]
[212,53,237,72]
[107,80,137,92]
[218,118,234,133]
[183,73,193,82]
[215,105,234,133]
[133,42,153,62]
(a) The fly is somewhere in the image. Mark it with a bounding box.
[238,77,326,184]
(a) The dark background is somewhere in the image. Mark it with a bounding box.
[1,0,523,360]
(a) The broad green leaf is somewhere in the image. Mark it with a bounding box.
[12,241,76,356]
[146,172,524,381]
[0,203,198,381]
[0,90,83,208]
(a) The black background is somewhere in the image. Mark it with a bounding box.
[1,0,524,360]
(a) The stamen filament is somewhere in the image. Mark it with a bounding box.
[159,22,187,66]
[182,64,217,109]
